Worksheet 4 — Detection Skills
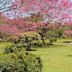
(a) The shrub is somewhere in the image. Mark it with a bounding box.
[4,44,22,54]
[7,36,19,43]
[0,52,42,72]
[16,31,40,51]
[19,35,33,51]
[32,40,43,47]
[49,38,57,44]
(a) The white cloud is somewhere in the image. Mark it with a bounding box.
[69,0,72,2]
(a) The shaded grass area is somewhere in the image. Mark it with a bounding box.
[0,40,72,72]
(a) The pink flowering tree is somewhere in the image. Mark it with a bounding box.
[0,0,71,23]
[0,0,72,36]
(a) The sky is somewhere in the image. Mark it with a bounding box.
[0,0,15,11]
[69,0,72,2]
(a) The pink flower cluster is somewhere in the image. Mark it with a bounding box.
[0,17,49,35]
[0,24,21,35]
[64,29,72,37]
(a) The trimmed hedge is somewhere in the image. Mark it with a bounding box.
[0,51,42,72]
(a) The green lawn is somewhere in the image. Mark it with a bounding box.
[29,45,72,72]
[0,41,72,72]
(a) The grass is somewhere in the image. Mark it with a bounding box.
[0,39,72,72]
[30,45,72,72]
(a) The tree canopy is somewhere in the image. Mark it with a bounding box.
[0,0,72,23]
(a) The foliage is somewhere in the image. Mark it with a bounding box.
[0,52,42,72]
[0,0,72,40]
[32,40,43,48]
[64,29,72,38]
[15,31,40,51]
[0,40,72,72]
[7,36,19,43]
[4,44,22,54]
[0,31,11,41]
[25,12,43,23]
[37,24,49,46]
[0,0,72,24]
